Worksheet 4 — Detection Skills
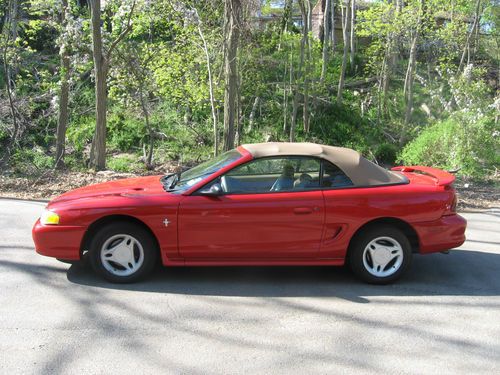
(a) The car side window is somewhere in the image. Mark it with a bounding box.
[321,161,354,188]
[221,156,321,194]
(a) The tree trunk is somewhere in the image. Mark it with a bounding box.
[349,0,356,72]
[7,0,19,78]
[284,56,293,135]
[55,0,70,169]
[403,35,418,128]
[382,1,396,103]
[337,0,350,104]
[302,0,311,133]
[0,0,19,168]
[222,0,241,151]
[137,89,154,170]
[382,0,403,103]
[376,54,386,124]
[281,0,293,33]
[402,0,424,143]
[289,0,308,141]
[235,74,243,145]
[330,0,336,52]
[283,84,288,134]
[303,82,310,133]
[458,0,481,73]
[89,0,107,170]
[320,0,331,83]
[196,12,218,156]
[249,96,260,131]
[290,92,299,142]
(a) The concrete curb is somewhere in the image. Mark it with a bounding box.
[0,196,50,203]
[460,207,499,214]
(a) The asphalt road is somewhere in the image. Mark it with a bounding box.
[0,198,499,374]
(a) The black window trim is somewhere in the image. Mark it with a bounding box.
[192,155,366,196]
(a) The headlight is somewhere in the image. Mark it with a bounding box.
[40,210,60,225]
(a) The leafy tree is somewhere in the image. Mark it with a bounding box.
[88,0,135,170]
[0,0,497,181]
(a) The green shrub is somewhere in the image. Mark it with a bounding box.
[107,112,145,152]
[11,148,54,174]
[399,114,499,178]
[67,110,146,154]
[374,143,398,165]
[153,103,212,164]
[0,128,8,143]
[107,154,143,173]
[63,153,88,172]
[66,116,95,152]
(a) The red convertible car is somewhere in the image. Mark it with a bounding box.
[33,142,466,284]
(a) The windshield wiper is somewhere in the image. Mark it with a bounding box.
[160,173,176,191]
[161,173,174,182]
[167,171,182,190]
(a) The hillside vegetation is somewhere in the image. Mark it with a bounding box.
[0,0,498,180]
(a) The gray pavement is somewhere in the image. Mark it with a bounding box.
[0,198,499,374]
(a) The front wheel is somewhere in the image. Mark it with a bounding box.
[349,226,412,284]
[89,222,158,283]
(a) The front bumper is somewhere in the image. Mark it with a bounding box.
[413,214,467,254]
[32,219,87,260]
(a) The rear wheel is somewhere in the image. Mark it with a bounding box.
[89,222,158,283]
[349,226,412,284]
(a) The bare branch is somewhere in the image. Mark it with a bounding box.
[106,0,137,61]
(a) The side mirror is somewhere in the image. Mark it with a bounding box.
[198,182,223,196]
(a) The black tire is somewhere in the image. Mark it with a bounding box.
[89,222,158,283]
[349,225,412,284]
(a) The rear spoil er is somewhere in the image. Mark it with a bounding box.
[32,219,85,260]
[391,166,455,186]
[413,214,467,254]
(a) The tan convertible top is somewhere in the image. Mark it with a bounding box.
[241,142,407,187]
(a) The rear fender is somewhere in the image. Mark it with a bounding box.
[392,166,458,216]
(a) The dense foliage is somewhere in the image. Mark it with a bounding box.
[0,0,498,178]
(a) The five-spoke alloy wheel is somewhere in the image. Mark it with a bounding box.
[349,226,412,284]
[89,222,157,283]
[100,234,145,277]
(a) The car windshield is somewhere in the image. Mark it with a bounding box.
[163,149,242,193]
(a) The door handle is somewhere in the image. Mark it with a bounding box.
[293,207,313,214]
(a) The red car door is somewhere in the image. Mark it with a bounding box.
[178,191,324,259]
[177,156,325,260]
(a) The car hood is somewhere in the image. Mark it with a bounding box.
[48,175,169,206]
